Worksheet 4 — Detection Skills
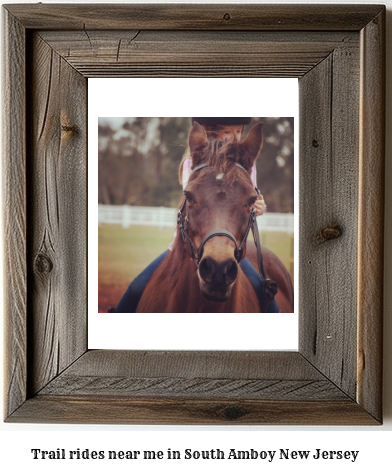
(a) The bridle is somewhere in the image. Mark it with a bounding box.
[178,163,255,267]
[177,162,278,312]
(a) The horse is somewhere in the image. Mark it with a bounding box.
[136,122,294,313]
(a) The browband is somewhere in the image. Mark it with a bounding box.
[191,162,249,175]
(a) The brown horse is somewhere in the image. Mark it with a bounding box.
[137,122,294,313]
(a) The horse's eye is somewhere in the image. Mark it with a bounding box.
[184,191,195,204]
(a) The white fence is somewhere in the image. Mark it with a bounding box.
[98,205,294,234]
[98,205,176,229]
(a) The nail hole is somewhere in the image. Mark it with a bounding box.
[312,139,319,148]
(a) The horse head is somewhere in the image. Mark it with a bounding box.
[181,121,263,302]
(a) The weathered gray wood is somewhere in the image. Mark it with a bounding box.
[2,9,27,419]
[28,33,87,395]
[357,9,385,422]
[40,30,358,51]
[38,351,345,400]
[4,4,384,31]
[39,30,358,78]
[299,39,360,399]
[9,396,379,425]
[329,43,360,395]
[40,377,347,400]
[55,66,303,79]
[58,350,322,379]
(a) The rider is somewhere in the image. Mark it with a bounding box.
[115,117,279,313]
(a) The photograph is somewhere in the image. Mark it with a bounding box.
[98,117,294,313]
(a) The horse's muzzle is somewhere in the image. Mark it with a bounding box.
[201,289,230,303]
[198,256,238,302]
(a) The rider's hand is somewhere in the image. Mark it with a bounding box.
[254,194,267,216]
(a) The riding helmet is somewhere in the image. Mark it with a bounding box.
[192,118,252,125]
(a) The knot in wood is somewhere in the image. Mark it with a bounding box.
[34,253,53,274]
[315,225,342,245]
[223,13,231,21]
[61,124,77,134]
[223,405,243,420]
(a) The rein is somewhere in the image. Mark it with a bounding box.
[177,162,278,312]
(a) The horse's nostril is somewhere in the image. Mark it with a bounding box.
[199,256,215,283]
[199,257,238,286]
[224,259,238,285]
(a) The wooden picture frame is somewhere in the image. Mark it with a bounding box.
[3,4,385,424]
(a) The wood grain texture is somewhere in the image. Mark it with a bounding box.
[57,350,324,379]
[38,30,357,78]
[4,4,384,31]
[27,33,87,395]
[2,9,27,419]
[9,396,378,425]
[357,9,385,422]
[299,40,360,399]
[39,377,346,400]
[38,351,346,401]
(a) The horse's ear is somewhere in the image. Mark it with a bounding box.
[188,121,208,157]
[240,123,263,170]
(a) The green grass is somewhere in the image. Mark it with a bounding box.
[99,224,175,282]
[98,224,175,311]
[258,231,294,278]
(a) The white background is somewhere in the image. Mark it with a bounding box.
[1,0,391,472]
